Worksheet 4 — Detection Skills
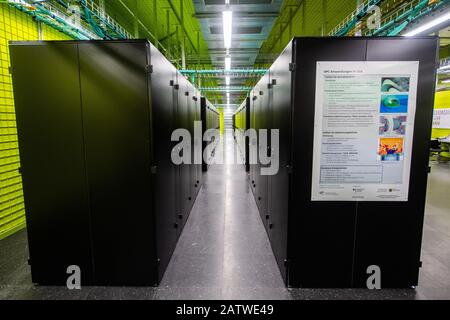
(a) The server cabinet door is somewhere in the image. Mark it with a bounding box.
[193,93,202,189]
[267,43,293,283]
[10,42,94,285]
[352,38,438,288]
[245,98,251,172]
[150,44,179,282]
[78,42,156,286]
[201,98,208,172]
[249,91,257,192]
[253,83,265,226]
[184,83,196,227]
[256,74,270,227]
[176,76,192,227]
[290,38,367,287]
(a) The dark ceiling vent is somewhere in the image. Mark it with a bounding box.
[216,56,250,62]
[210,26,263,34]
[205,0,272,5]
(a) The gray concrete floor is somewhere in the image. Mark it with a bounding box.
[1,134,450,300]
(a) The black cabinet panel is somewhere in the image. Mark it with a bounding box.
[11,40,205,286]
[267,42,293,283]
[290,38,367,288]
[241,37,438,288]
[249,90,258,194]
[176,76,193,226]
[149,45,179,282]
[352,38,439,288]
[194,92,203,190]
[78,42,156,286]
[201,97,220,172]
[233,97,250,172]
[10,42,94,285]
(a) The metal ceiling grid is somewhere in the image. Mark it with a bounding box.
[192,0,284,105]
[193,0,283,69]
[105,0,213,69]
[258,0,357,66]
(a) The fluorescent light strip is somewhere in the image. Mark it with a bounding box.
[442,79,450,84]
[223,11,233,49]
[225,76,230,86]
[404,12,450,37]
[225,56,231,71]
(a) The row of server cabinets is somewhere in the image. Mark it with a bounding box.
[235,37,438,288]
[10,40,220,286]
[233,98,250,172]
[201,97,221,172]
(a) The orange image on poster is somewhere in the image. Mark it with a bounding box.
[378,137,404,161]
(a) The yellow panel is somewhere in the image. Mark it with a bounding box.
[432,91,450,139]
[42,23,73,40]
[0,5,71,240]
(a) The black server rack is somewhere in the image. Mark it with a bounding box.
[10,40,204,286]
[201,97,220,172]
[233,97,250,172]
[246,37,438,288]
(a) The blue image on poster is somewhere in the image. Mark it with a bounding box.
[380,94,409,113]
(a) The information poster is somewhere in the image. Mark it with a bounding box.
[433,109,450,129]
[311,61,419,202]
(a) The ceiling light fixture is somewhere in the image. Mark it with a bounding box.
[442,79,450,84]
[404,12,450,37]
[223,10,233,49]
[225,76,230,86]
[225,56,231,71]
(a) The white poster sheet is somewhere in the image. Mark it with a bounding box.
[311,61,419,202]
[433,109,450,129]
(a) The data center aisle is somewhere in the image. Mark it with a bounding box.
[1,136,450,299]
[155,132,289,300]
